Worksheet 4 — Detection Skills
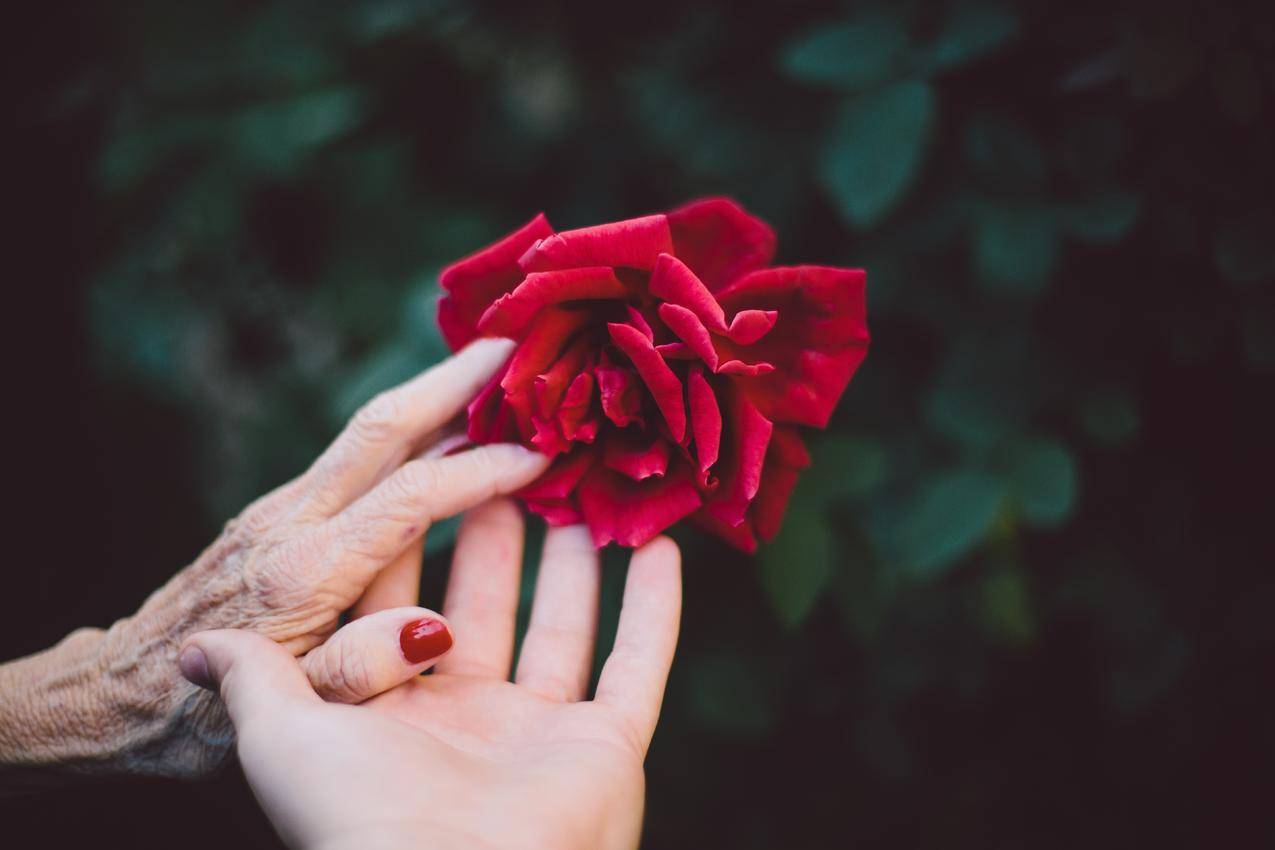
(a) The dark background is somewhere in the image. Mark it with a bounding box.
[5,1,1275,847]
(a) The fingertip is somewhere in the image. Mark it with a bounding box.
[178,644,213,690]
[458,336,515,367]
[635,534,681,566]
[486,443,552,482]
[399,613,454,664]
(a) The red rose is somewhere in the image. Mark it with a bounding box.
[437,197,868,551]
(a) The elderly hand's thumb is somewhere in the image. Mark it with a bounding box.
[179,629,318,726]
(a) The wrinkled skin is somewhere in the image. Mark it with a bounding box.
[0,340,548,781]
[438,197,870,552]
[183,505,682,850]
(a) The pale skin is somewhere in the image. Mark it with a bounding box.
[183,521,680,850]
[0,336,686,849]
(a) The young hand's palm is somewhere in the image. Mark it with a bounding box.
[367,675,647,846]
[353,500,679,848]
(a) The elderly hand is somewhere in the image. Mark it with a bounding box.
[180,510,681,850]
[0,339,549,782]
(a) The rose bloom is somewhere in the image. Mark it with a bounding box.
[438,197,868,551]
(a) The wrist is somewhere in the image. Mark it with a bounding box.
[0,627,113,788]
[0,607,232,787]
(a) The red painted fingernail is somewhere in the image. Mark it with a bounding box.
[399,617,453,664]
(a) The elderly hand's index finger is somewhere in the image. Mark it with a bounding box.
[300,338,515,516]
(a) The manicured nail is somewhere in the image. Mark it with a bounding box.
[399,617,453,664]
[178,645,213,690]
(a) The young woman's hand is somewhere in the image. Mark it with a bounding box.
[181,506,681,850]
[0,339,549,782]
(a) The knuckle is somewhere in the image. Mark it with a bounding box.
[249,539,313,606]
[334,515,384,561]
[319,639,373,703]
[351,391,405,445]
[395,460,440,505]
[464,447,502,480]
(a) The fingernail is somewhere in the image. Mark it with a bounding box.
[178,645,213,690]
[399,617,454,664]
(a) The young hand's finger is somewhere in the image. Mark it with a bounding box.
[594,536,682,753]
[315,444,548,591]
[299,338,514,516]
[514,525,602,702]
[301,607,453,704]
[350,537,424,619]
[178,629,319,728]
[434,499,526,679]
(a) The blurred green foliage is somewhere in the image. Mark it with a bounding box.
[50,0,1275,845]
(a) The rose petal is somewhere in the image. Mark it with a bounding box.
[752,429,808,542]
[724,309,778,345]
[503,385,537,443]
[715,266,869,427]
[716,266,868,349]
[531,415,572,457]
[556,372,596,442]
[654,342,695,359]
[526,501,585,526]
[667,197,776,292]
[438,213,554,350]
[767,425,812,469]
[688,509,758,552]
[467,356,514,444]
[571,417,600,444]
[657,302,720,371]
[687,367,721,487]
[578,460,703,547]
[717,360,775,376]
[702,385,773,528]
[648,253,727,331]
[594,358,645,428]
[519,214,674,272]
[533,337,591,418]
[607,322,687,442]
[626,304,655,342]
[502,308,591,393]
[603,428,671,481]
[519,444,597,500]
[477,267,631,337]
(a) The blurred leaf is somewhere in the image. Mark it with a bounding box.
[1062,115,1128,179]
[832,527,892,639]
[760,496,834,629]
[1242,306,1275,370]
[973,206,1059,296]
[819,80,936,229]
[1215,211,1275,286]
[924,333,1042,450]
[979,568,1036,644]
[780,15,909,90]
[1005,437,1078,528]
[920,1,1021,73]
[684,653,776,736]
[350,0,459,43]
[1079,388,1141,446]
[898,468,1003,577]
[1128,29,1200,99]
[963,114,1046,193]
[1057,191,1141,243]
[231,87,368,174]
[99,115,218,192]
[805,434,889,499]
[1212,50,1263,124]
